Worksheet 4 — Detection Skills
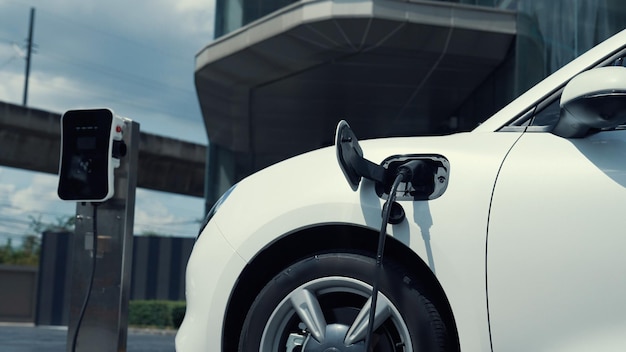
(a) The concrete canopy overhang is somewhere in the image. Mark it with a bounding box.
[195,0,516,172]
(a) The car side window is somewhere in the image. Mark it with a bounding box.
[531,56,626,129]
[530,98,561,127]
[502,54,626,133]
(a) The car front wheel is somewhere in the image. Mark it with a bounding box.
[239,252,451,351]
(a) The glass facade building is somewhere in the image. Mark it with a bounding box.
[215,0,300,37]
[199,0,626,208]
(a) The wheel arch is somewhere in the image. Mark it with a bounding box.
[221,223,460,351]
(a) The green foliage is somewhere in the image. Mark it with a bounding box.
[171,304,186,328]
[0,214,74,267]
[28,214,75,234]
[0,235,40,267]
[129,300,186,329]
[0,239,14,265]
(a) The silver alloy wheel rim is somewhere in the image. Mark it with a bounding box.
[260,276,413,351]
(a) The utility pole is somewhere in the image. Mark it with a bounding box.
[23,7,35,106]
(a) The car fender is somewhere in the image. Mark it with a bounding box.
[186,131,523,351]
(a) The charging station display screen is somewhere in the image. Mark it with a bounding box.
[58,109,113,201]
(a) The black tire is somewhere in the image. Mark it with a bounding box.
[239,252,450,352]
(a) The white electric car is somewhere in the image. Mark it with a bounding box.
[176,29,626,351]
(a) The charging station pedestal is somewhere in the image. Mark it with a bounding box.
[59,110,139,352]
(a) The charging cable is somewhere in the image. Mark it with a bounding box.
[70,203,99,352]
[364,161,422,351]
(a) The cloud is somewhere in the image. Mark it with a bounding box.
[0,170,73,244]
[9,173,71,216]
[0,181,16,206]
[0,166,202,239]
[0,0,212,141]
[0,72,21,105]
[0,0,214,132]
[174,0,216,36]
[31,0,216,43]
[134,201,177,235]
[28,71,94,112]
[0,0,210,240]
[134,188,202,236]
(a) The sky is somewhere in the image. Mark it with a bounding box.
[0,0,215,244]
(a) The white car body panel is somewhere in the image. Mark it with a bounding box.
[176,220,246,350]
[177,29,626,352]
[487,130,626,351]
[177,132,523,351]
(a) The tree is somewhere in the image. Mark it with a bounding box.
[0,235,39,267]
[27,214,75,234]
[0,214,75,267]
[0,238,14,265]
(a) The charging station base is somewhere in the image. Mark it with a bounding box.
[66,120,139,352]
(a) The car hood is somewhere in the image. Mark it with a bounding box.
[207,130,514,260]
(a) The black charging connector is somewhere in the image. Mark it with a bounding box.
[364,160,423,350]
[335,121,446,350]
[396,160,426,183]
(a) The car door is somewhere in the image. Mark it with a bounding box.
[486,95,626,351]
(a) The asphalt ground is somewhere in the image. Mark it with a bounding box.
[0,324,175,352]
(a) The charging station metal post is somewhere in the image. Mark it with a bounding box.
[62,114,139,352]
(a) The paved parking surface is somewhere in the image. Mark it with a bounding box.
[0,324,175,352]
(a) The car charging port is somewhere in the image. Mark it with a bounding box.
[334,120,451,351]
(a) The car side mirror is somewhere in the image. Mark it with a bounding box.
[552,66,626,138]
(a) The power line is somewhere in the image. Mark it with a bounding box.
[0,217,31,226]
[1,2,202,120]
[41,51,194,95]
[0,3,208,236]
[0,200,74,218]
[36,7,192,63]
[27,76,199,121]
[24,50,201,120]
[1,1,194,63]
[0,201,200,234]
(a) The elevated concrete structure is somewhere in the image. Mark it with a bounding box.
[196,0,517,184]
[0,101,205,198]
